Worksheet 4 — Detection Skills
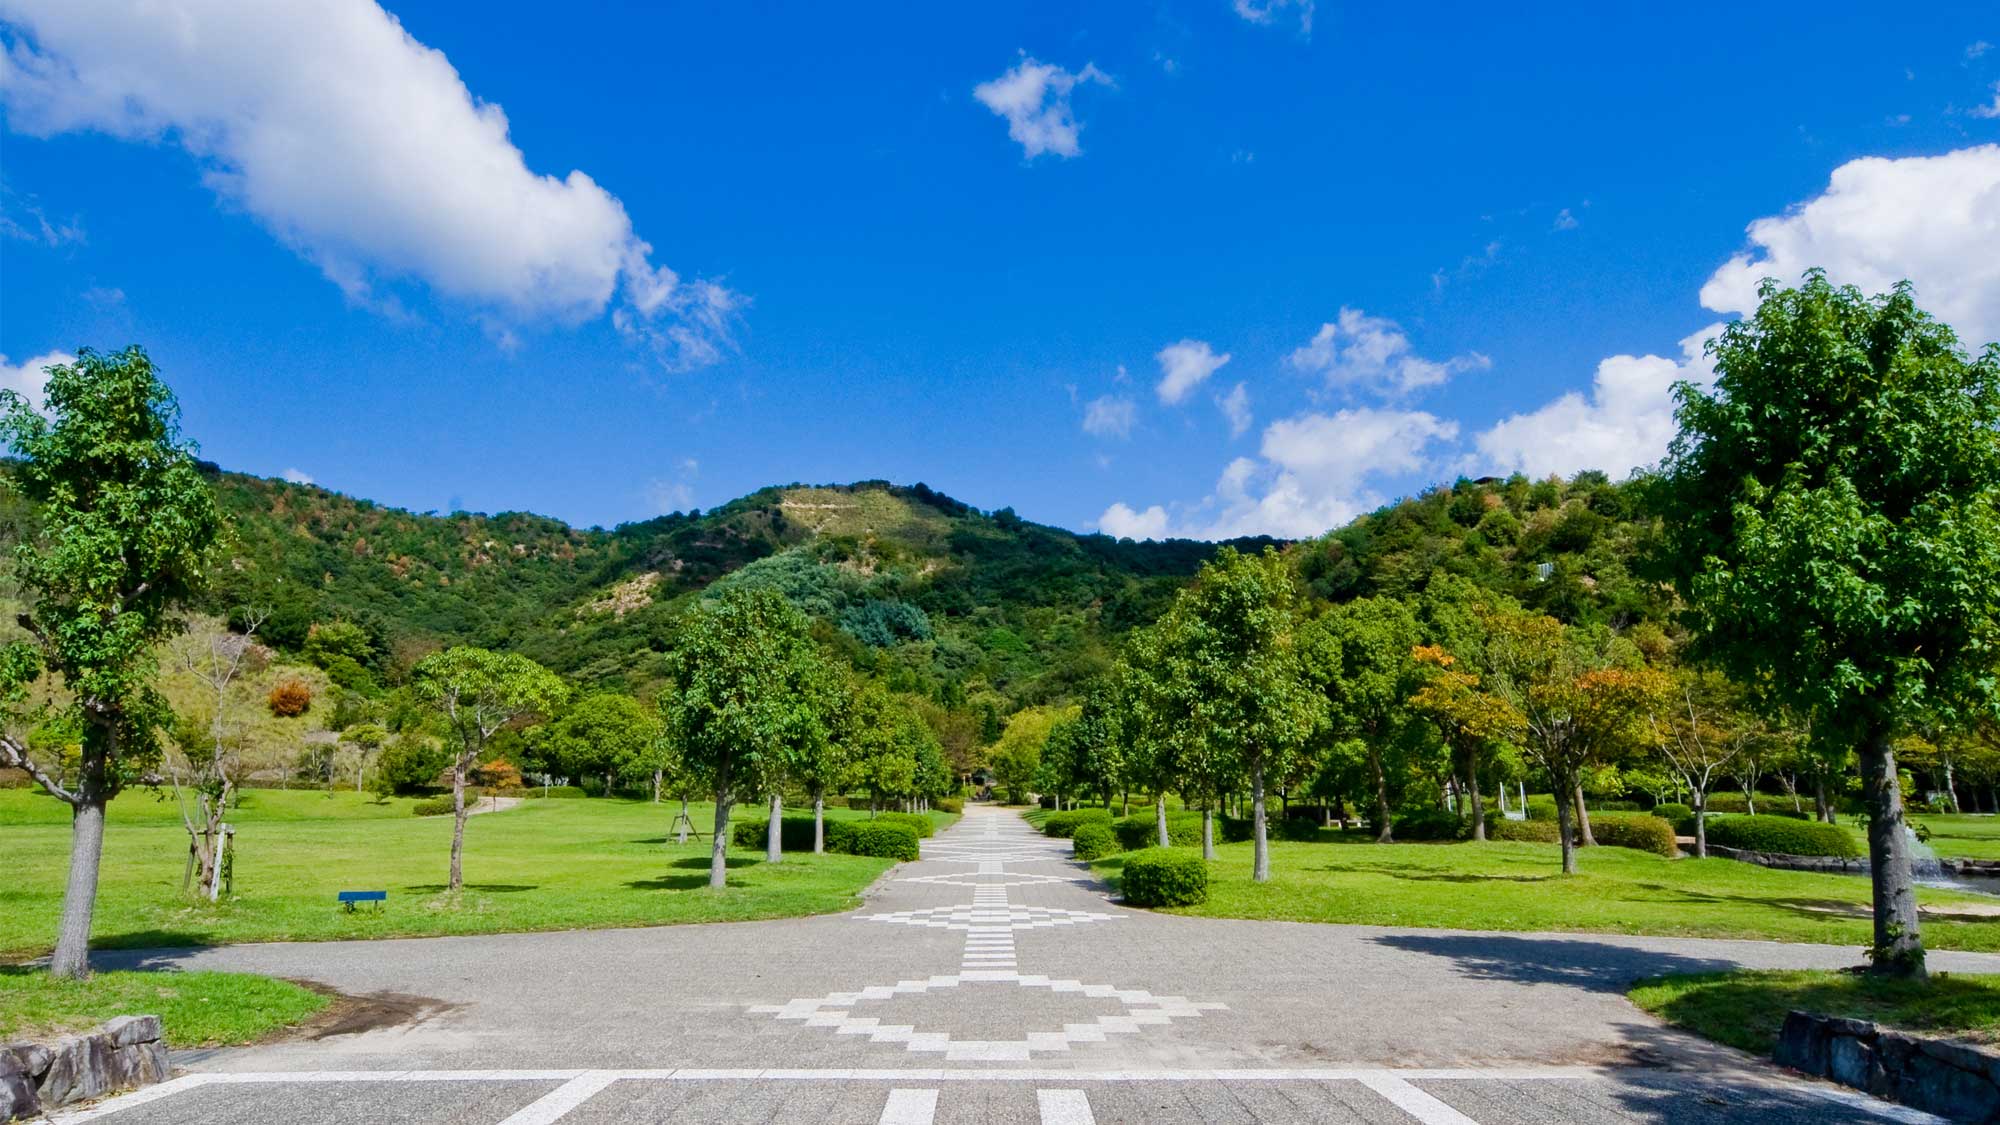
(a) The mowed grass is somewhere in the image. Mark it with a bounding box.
[0,967,329,1048]
[0,789,949,959]
[1089,831,2000,951]
[1911,813,2000,860]
[1630,969,2000,1055]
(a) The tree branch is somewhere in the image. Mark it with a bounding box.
[0,736,78,806]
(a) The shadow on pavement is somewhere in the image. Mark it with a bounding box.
[1370,932,1741,993]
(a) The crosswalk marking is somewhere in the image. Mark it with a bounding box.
[1036,1088,1096,1125]
[495,1072,619,1125]
[1357,1075,1481,1125]
[877,1088,939,1124]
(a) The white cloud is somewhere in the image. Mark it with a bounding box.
[1969,41,1992,60]
[1098,501,1171,540]
[1973,83,2000,121]
[1286,307,1490,397]
[0,349,72,414]
[0,198,82,246]
[1472,325,1722,480]
[1081,394,1137,439]
[645,458,700,514]
[1697,145,2000,346]
[1216,382,1251,437]
[1155,339,1231,404]
[281,467,314,485]
[0,0,737,369]
[1098,407,1458,540]
[973,54,1111,160]
[1232,0,1314,36]
[1553,207,1579,231]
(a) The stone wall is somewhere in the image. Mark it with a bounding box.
[1776,1009,2000,1122]
[1,1015,170,1120]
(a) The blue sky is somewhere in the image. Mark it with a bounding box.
[3,2,1998,537]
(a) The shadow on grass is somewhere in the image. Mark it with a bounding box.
[668,855,761,870]
[1320,865,1552,885]
[623,874,746,891]
[1372,932,1741,993]
[403,883,540,894]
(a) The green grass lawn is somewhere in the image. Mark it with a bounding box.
[1090,831,2000,951]
[1909,813,2000,860]
[1629,969,2000,1055]
[0,967,329,1048]
[0,789,951,960]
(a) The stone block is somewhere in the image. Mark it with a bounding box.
[1829,1034,1885,1093]
[1775,1010,1831,1077]
[1915,1034,1995,1076]
[136,1042,170,1085]
[1903,1051,2000,1122]
[36,1033,110,1107]
[0,1066,40,1122]
[0,1045,49,1082]
[100,1015,162,1049]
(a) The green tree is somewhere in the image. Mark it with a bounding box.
[0,347,223,979]
[1407,644,1522,841]
[1652,273,2000,975]
[662,588,836,886]
[530,693,658,797]
[1118,623,1199,847]
[412,646,568,892]
[1313,597,1422,843]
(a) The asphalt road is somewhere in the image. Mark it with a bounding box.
[63,804,1989,1124]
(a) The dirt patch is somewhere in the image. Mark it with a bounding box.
[273,982,455,1043]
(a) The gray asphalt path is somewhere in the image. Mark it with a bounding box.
[64,804,1987,1124]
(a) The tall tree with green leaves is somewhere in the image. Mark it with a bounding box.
[413,647,568,892]
[1117,623,1196,847]
[1313,597,1422,843]
[1158,547,1325,881]
[1653,273,2000,976]
[1407,644,1522,841]
[663,588,835,885]
[529,692,658,797]
[0,347,222,978]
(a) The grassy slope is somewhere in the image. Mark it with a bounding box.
[1912,813,2000,860]
[1090,831,2000,951]
[0,968,329,1048]
[1630,970,2000,1055]
[0,790,947,959]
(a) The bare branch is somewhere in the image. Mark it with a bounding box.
[0,735,78,806]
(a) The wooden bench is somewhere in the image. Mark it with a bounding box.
[338,890,387,913]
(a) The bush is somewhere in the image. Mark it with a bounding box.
[1393,808,1468,842]
[1113,813,1203,850]
[412,795,455,816]
[472,760,523,791]
[266,679,313,717]
[933,798,963,814]
[521,785,588,799]
[874,811,935,838]
[1652,803,1693,825]
[1071,822,1119,861]
[1524,795,1560,822]
[835,821,921,860]
[1042,808,1114,838]
[1588,814,1679,857]
[732,817,822,851]
[1589,800,1643,812]
[1120,848,1210,907]
[1705,814,1860,858]
[1489,818,1561,843]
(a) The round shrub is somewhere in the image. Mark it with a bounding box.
[1120,848,1210,907]
[1524,795,1560,822]
[1070,822,1119,861]
[1705,814,1860,858]
[1393,808,1468,841]
[1042,808,1114,838]
[837,821,921,861]
[732,817,821,851]
[1113,813,1202,850]
[412,795,455,817]
[1587,814,1679,857]
[933,798,964,814]
[266,679,313,717]
[1652,802,1693,824]
[874,811,935,838]
[1488,818,1561,843]
[522,785,588,799]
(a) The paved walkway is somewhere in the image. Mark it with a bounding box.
[68,804,1990,1123]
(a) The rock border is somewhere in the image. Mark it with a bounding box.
[1776,1009,2000,1122]
[2,1015,170,1120]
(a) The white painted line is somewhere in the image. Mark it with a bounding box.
[1358,1076,1479,1125]
[495,1071,619,1124]
[150,1066,1603,1084]
[1037,1088,1096,1124]
[878,1087,939,1124]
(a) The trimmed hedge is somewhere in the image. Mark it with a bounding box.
[522,785,588,799]
[1488,818,1560,843]
[1705,814,1860,858]
[1120,848,1210,907]
[1589,800,1644,812]
[1071,822,1120,861]
[412,795,455,817]
[1587,814,1679,857]
[835,820,921,860]
[1112,813,1203,850]
[874,811,935,838]
[1393,808,1467,842]
[731,817,823,851]
[1524,795,1560,822]
[1042,808,1115,838]
[1652,803,1692,824]
[933,798,963,814]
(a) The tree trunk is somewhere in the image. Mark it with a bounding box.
[1815,775,1834,823]
[1466,744,1486,842]
[50,792,107,979]
[1859,724,1925,976]
[676,797,690,845]
[448,762,469,892]
[1201,807,1215,860]
[1692,788,1709,859]
[1573,785,1595,846]
[1743,781,1756,817]
[1554,778,1578,875]
[1155,793,1169,847]
[1944,758,1960,813]
[767,792,783,862]
[1368,744,1393,843]
[813,790,826,854]
[708,787,732,889]
[652,769,662,804]
[1121,787,1129,817]
[1251,763,1270,883]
